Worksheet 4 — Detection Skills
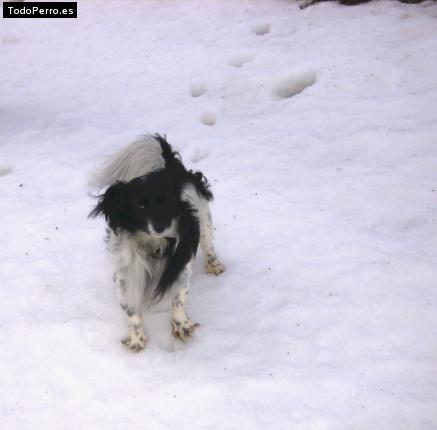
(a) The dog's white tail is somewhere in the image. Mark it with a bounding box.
[91,135,165,190]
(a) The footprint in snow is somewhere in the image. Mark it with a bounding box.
[190,82,207,98]
[0,165,12,177]
[200,111,216,126]
[1,36,20,45]
[251,23,270,36]
[229,53,254,68]
[190,147,210,163]
[273,71,317,99]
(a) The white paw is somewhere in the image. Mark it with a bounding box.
[171,319,199,341]
[122,335,147,352]
[206,260,225,276]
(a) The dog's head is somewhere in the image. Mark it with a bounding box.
[89,170,180,236]
[90,168,200,298]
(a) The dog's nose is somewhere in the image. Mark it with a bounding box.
[153,223,167,234]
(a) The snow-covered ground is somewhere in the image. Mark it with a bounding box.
[1,1,437,428]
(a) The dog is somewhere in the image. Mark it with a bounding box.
[89,134,225,351]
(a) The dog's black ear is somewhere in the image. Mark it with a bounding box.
[89,182,130,232]
[154,201,200,299]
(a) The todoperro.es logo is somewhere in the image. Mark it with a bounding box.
[3,2,77,18]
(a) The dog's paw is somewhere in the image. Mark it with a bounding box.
[171,319,199,341]
[206,260,225,276]
[206,253,225,276]
[122,335,147,352]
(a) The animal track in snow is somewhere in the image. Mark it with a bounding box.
[190,147,210,163]
[229,53,254,68]
[251,23,270,36]
[190,82,207,98]
[0,165,12,176]
[273,71,317,99]
[200,111,216,126]
[1,36,20,45]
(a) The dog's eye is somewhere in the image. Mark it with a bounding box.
[139,199,149,208]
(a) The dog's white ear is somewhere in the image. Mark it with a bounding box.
[89,182,130,232]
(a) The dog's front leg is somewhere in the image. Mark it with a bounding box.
[114,270,147,352]
[171,265,199,341]
[122,309,147,352]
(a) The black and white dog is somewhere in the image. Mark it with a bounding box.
[90,135,224,352]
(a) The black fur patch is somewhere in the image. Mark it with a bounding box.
[154,134,213,201]
[154,201,200,299]
[89,181,134,232]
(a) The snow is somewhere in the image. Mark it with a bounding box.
[1,0,437,429]
[273,71,317,99]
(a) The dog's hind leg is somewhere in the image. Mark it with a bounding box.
[171,265,199,341]
[182,184,225,275]
[199,204,225,276]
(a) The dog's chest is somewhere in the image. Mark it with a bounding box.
[137,236,171,260]
[110,232,173,273]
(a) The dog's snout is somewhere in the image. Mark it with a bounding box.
[153,223,167,234]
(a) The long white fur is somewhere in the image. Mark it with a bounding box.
[92,135,165,190]
[95,135,224,351]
